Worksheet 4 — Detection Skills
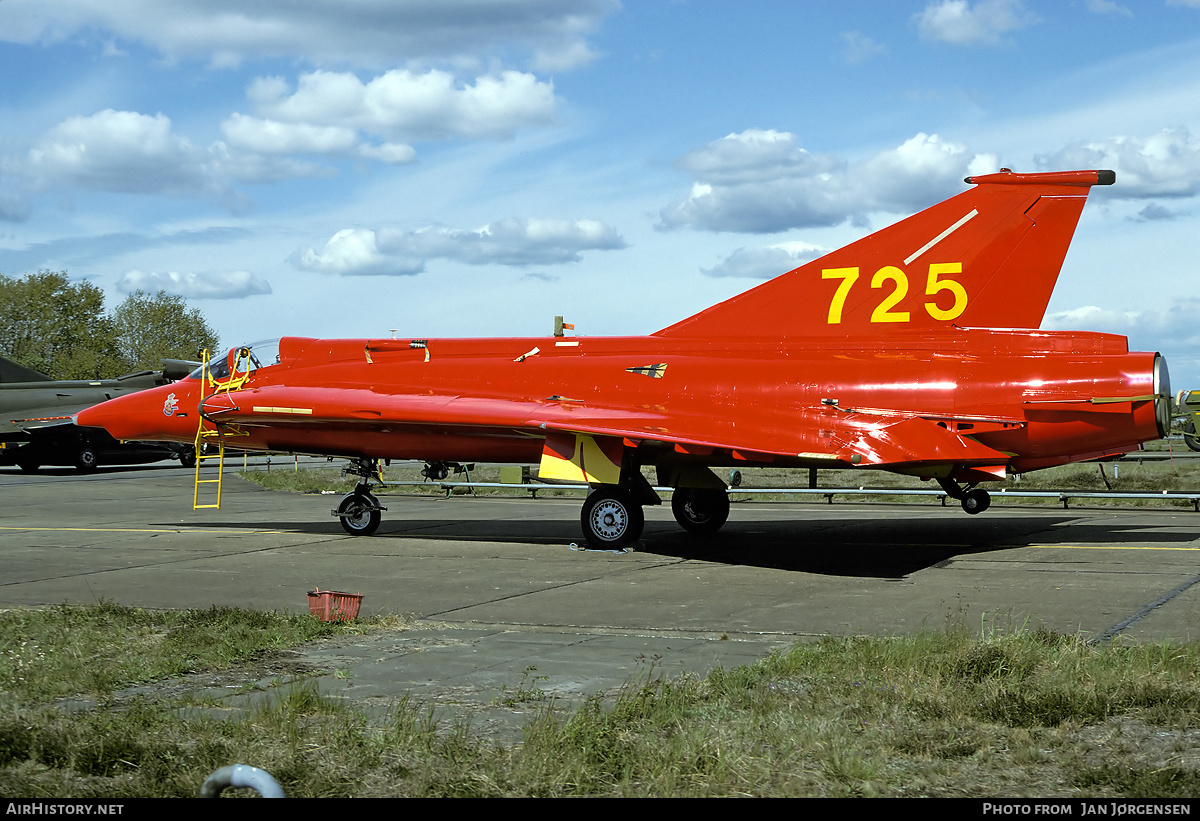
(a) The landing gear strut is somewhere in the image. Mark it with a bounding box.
[937,478,991,515]
[333,458,387,536]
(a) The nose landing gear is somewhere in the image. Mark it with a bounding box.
[333,458,388,536]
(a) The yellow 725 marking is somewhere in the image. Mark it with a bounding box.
[822,263,968,324]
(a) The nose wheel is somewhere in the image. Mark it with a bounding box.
[336,491,383,536]
[332,458,387,536]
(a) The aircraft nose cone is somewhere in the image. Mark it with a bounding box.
[74,383,196,443]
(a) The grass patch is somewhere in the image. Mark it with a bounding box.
[0,601,347,706]
[3,604,1200,797]
[238,466,360,494]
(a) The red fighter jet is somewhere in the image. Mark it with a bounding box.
[76,169,1171,547]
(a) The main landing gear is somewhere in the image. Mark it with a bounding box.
[578,476,731,549]
[329,457,736,547]
[581,487,645,549]
[937,478,991,515]
[333,458,388,536]
[670,487,730,534]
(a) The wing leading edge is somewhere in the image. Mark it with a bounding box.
[209,384,1014,476]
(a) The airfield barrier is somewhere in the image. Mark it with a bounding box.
[377,479,1200,511]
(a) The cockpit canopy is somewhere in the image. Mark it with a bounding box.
[188,339,283,382]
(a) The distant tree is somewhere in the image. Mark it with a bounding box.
[111,290,221,372]
[0,270,121,378]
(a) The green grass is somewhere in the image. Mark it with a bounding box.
[2,604,1200,797]
[238,465,361,494]
[0,601,344,706]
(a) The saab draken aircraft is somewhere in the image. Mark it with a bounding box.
[75,169,1171,547]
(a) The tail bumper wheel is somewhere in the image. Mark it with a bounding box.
[581,489,644,549]
[961,488,991,515]
[336,491,383,536]
[671,488,730,534]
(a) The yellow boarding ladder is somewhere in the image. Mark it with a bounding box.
[193,348,253,510]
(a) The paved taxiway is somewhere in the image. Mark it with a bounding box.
[3,463,1200,730]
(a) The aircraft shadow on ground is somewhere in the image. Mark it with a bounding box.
[164,512,1194,579]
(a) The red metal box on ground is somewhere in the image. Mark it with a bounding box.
[307,588,362,622]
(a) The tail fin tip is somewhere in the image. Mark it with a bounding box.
[964,168,1115,187]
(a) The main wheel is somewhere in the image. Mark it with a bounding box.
[1184,420,1200,452]
[671,488,730,534]
[74,447,99,474]
[178,446,197,469]
[337,492,382,536]
[961,488,991,515]
[581,489,643,549]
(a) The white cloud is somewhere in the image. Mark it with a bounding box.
[356,143,418,164]
[1044,302,1200,341]
[659,130,998,233]
[702,242,829,279]
[213,68,556,173]
[1037,128,1200,198]
[840,32,886,65]
[1043,301,1200,384]
[291,218,626,277]
[1134,203,1182,221]
[0,190,30,222]
[914,0,1037,46]
[28,110,224,198]
[116,269,272,299]
[220,114,361,156]
[289,228,415,277]
[0,0,618,71]
[23,109,337,210]
[22,68,553,209]
[247,69,558,142]
[531,38,602,72]
[221,113,418,165]
[1085,0,1133,17]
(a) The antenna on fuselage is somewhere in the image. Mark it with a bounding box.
[554,316,575,337]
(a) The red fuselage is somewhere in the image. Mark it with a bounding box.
[76,327,1167,481]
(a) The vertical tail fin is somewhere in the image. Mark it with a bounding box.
[655,169,1114,338]
[0,356,52,383]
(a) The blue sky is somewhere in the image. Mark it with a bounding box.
[2,1,1200,387]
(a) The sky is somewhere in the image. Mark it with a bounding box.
[2,0,1200,388]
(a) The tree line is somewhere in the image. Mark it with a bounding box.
[0,270,221,379]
